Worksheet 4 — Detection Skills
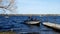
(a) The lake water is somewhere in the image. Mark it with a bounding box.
[0,15,60,34]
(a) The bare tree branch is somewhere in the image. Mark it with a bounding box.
[0,0,2,3]
[6,0,14,9]
[2,8,6,14]
[0,6,5,8]
[0,0,16,14]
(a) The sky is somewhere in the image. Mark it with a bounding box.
[0,0,60,14]
[16,0,60,14]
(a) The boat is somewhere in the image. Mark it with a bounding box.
[25,21,40,25]
[43,22,60,30]
[24,16,40,25]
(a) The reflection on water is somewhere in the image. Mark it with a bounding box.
[0,15,60,34]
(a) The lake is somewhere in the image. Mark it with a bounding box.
[0,15,60,34]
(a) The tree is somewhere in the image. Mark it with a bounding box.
[0,0,17,14]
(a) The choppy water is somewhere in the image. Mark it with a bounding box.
[0,15,60,34]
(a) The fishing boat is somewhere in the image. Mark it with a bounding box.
[43,22,60,30]
[24,16,40,25]
[25,21,40,25]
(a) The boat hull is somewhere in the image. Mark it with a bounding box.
[43,22,60,30]
[25,21,40,26]
[26,21,40,24]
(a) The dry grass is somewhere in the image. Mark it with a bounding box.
[0,31,16,34]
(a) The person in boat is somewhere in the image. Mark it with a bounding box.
[28,16,33,21]
[28,16,38,21]
[24,16,38,22]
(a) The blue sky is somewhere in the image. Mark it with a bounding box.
[0,0,60,14]
[16,0,60,14]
